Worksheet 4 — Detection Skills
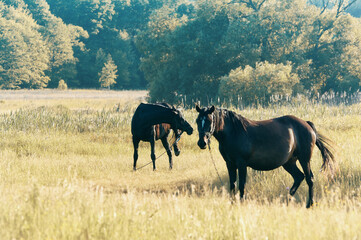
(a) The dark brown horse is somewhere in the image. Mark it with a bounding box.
[131,103,193,171]
[195,105,334,208]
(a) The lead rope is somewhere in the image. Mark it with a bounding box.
[207,142,224,186]
[136,132,183,170]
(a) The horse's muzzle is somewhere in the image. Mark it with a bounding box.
[197,136,208,149]
[186,127,193,135]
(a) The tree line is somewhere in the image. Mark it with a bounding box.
[1,0,361,106]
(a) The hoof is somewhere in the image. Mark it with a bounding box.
[290,187,297,196]
[306,200,314,209]
[175,149,181,156]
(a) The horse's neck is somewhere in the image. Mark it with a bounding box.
[213,110,247,142]
[213,110,225,141]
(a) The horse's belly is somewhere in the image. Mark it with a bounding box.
[247,160,285,171]
[246,152,291,171]
[246,127,296,170]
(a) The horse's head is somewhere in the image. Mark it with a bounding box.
[195,105,216,149]
[172,107,193,135]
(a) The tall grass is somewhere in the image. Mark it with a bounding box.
[0,93,361,239]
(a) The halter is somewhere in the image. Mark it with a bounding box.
[172,112,190,136]
[206,112,223,185]
[203,112,216,139]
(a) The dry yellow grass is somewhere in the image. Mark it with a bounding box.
[0,90,361,239]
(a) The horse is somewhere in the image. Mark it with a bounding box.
[131,103,193,171]
[195,105,334,208]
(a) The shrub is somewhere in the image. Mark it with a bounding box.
[219,61,299,106]
[58,80,68,90]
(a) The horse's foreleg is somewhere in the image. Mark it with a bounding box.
[238,162,247,200]
[225,160,237,197]
[283,160,304,195]
[173,130,181,156]
[132,136,140,171]
[173,142,180,156]
[219,147,236,197]
[161,137,173,169]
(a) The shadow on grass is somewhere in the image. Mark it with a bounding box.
[93,173,230,197]
[89,166,361,208]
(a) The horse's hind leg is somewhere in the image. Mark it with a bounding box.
[161,137,173,169]
[132,136,140,171]
[150,137,156,171]
[299,160,314,208]
[283,160,304,195]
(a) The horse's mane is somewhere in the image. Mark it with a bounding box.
[215,109,248,134]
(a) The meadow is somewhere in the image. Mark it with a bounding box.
[0,90,361,239]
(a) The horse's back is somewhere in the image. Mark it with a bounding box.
[268,115,317,147]
[275,115,316,140]
[131,103,172,139]
[245,115,316,170]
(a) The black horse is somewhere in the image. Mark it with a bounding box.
[131,103,193,171]
[195,105,334,208]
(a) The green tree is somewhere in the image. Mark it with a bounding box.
[137,1,229,104]
[99,55,118,89]
[47,0,157,89]
[137,0,361,105]
[1,0,360,100]
[306,2,361,94]
[0,0,87,89]
[23,0,88,88]
[0,2,50,89]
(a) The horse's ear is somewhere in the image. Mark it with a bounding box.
[209,105,215,114]
[176,104,184,112]
[195,104,201,112]
[173,109,179,115]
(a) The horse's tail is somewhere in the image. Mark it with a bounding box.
[307,121,335,171]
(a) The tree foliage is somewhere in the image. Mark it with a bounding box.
[219,62,300,106]
[0,1,50,89]
[0,0,159,89]
[137,0,361,105]
[0,0,361,106]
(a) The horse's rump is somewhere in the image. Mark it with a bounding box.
[131,103,172,137]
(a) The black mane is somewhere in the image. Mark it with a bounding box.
[215,108,248,134]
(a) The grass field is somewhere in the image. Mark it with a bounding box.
[0,90,361,239]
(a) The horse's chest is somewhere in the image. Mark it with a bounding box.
[219,137,252,159]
